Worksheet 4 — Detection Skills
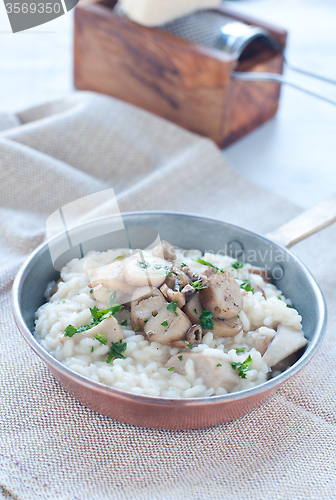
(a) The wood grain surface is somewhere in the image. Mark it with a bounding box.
[74,0,286,147]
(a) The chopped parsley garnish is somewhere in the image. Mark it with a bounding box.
[113,253,125,260]
[138,260,149,269]
[217,363,222,367]
[167,301,178,312]
[199,310,214,330]
[106,340,127,363]
[194,258,224,273]
[194,308,198,314]
[62,300,65,304]
[90,289,93,294]
[191,279,208,290]
[287,304,294,309]
[144,319,148,324]
[240,280,254,294]
[134,326,141,332]
[235,347,246,354]
[153,263,171,275]
[64,299,123,337]
[232,260,244,269]
[181,262,187,268]
[161,320,168,327]
[168,367,174,372]
[121,320,127,327]
[178,355,183,361]
[93,333,107,345]
[231,355,253,379]
[91,346,94,353]
[277,296,282,300]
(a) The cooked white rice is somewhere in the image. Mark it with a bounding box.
[35,248,304,398]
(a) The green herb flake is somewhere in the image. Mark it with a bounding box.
[134,326,141,332]
[168,367,174,372]
[277,295,282,300]
[121,320,127,327]
[89,289,94,294]
[93,333,108,345]
[235,347,246,354]
[178,355,183,361]
[144,319,148,324]
[194,258,224,273]
[199,310,214,330]
[106,340,127,363]
[64,299,124,338]
[191,279,208,290]
[113,253,125,261]
[231,355,253,379]
[167,301,178,312]
[232,260,244,269]
[217,363,222,367]
[161,320,168,327]
[181,262,187,268]
[194,308,198,315]
[287,304,294,309]
[138,260,149,269]
[240,280,254,294]
[91,346,94,353]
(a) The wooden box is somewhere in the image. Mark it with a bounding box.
[74,1,287,147]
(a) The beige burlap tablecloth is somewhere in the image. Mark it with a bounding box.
[0,92,335,499]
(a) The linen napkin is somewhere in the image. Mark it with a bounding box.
[1,92,335,499]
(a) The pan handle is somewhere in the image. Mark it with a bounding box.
[266,195,336,248]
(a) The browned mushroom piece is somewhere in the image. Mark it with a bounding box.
[166,353,239,392]
[131,288,167,331]
[183,292,203,324]
[49,278,64,297]
[180,284,196,303]
[186,324,203,344]
[199,272,243,319]
[248,267,272,283]
[210,316,243,338]
[152,240,176,261]
[262,325,307,367]
[160,283,186,309]
[166,266,191,291]
[91,283,134,308]
[169,340,192,349]
[253,285,266,299]
[145,305,191,345]
[184,263,217,282]
[124,255,172,287]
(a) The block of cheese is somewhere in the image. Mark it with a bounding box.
[118,0,222,27]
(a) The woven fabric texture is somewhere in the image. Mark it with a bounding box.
[0,92,335,500]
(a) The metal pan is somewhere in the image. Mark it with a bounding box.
[12,196,336,429]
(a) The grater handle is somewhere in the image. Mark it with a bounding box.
[231,71,336,106]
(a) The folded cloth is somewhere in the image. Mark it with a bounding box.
[0,92,335,500]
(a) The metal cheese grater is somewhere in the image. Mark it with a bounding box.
[114,4,336,106]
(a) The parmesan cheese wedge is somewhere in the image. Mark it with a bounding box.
[118,0,222,27]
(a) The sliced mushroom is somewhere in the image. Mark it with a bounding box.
[199,272,243,319]
[87,316,123,344]
[262,325,307,367]
[131,289,167,331]
[248,267,272,283]
[166,353,239,392]
[160,283,186,308]
[253,285,266,299]
[166,266,190,291]
[49,278,64,298]
[184,263,217,282]
[91,283,133,308]
[211,316,243,338]
[152,240,176,261]
[145,304,191,344]
[183,292,203,324]
[181,284,196,302]
[124,255,172,287]
[186,324,203,344]
[254,327,276,355]
[131,286,164,306]
[89,260,126,289]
